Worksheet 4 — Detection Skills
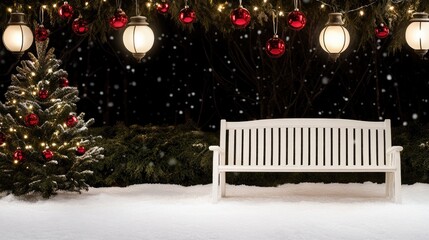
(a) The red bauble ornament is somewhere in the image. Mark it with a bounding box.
[13,149,24,163]
[179,6,196,24]
[38,89,49,100]
[0,132,6,145]
[109,8,128,30]
[76,146,86,156]
[59,77,69,88]
[266,36,286,58]
[25,113,39,127]
[42,149,54,161]
[66,115,78,128]
[157,1,170,14]
[58,1,74,19]
[35,25,49,42]
[72,16,89,35]
[375,23,390,39]
[230,6,251,28]
[287,10,307,31]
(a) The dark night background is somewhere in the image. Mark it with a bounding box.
[1,0,429,131]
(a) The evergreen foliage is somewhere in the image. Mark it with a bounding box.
[393,123,429,184]
[89,123,217,187]
[0,40,103,198]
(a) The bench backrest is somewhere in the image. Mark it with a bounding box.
[219,118,393,168]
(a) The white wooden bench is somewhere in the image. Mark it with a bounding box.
[209,118,403,202]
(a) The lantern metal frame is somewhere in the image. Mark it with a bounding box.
[319,13,350,61]
[122,0,154,62]
[2,12,34,57]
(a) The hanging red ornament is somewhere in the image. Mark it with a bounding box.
[72,16,89,35]
[109,8,128,30]
[375,23,390,39]
[76,145,86,156]
[58,1,74,19]
[230,6,251,29]
[66,114,78,128]
[13,148,24,163]
[25,113,39,127]
[38,89,49,100]
[157,1,170,14]
[179,6,196,24]
[0,132,6,145]
[59,77,69,88]
[287,10,306,30]
[42,149,54,161]
[266,36,286,58]
[35,25,49,42]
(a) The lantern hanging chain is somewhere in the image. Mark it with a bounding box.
[135,0,140,16]
[315,0,378,13]
[13,2,23,13]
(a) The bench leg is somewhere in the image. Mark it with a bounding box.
[385,172,394,199]
[386,171,401,203]
[212,171,219,202]
[220,172,226,197]
[394,169,402,203]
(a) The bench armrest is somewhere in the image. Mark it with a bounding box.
[209,146,224,153]
[386,146,403,154]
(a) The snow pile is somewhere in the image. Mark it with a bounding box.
[1,183,429,240]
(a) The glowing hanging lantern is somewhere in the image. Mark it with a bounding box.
[122,16,155,62]
[2,12,34,57]
[405,12,429,58]
[319,13,350,61]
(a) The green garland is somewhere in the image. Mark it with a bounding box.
[0,0,428,51]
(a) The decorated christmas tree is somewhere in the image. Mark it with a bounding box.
[0,40,103,198]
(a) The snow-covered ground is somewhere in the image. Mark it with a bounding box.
[1,182,429,240]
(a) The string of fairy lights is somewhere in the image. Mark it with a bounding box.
[0,0,424,62]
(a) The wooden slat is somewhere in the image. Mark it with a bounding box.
[332,128,339,167]
[302,128,309,166]
[378,129,385,166]
[295,128,302,166]
[257,128,264,166]
[317,127,324,166]
[235,129,243,166]
[362,129,370,167]
[280,128,287,166]
[265,128,272,166]
[272,128,280,166]
[340,128,347,167]
[325,128,332,166]
[287,128,294,165]
[228,129,235,165]
[242,129,250,166]
[347,128,355,166]
[370,129,377,166]
[250,128,257,166]
[355,128,362,166]
[309,127,317,166]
